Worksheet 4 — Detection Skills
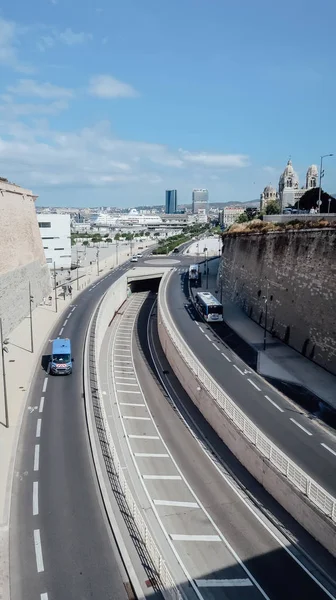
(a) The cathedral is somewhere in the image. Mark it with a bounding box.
[260,160,318,212]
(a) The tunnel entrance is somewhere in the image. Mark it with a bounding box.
[128,276,161,294]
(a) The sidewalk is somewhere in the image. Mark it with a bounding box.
[195,258,336,412]
[0,240,152,600]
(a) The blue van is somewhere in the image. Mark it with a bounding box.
[50,338,73,375]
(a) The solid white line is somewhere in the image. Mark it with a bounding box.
[33,529,44,572]
[120,402,145,407]
[42,378,48,393]
[114,369,134,373]
[63,319,68,326]
[40,594,48,600]
[59,327,64,335]
[123,416,151,421]
[116,382,138,386]
[33,481,39,516]
[221,352,231,362]
[264,395,284,412]
[36,419,42,438]
[205,334,211,341]
[290,418,313,436]
[115,344,130,348]
[212,343,220,351]
[118,389,141,394]
[114,360,132,364]
[39,397,45,413]
[115,353,132,357]
[171,534,221,542]
[134,453,169,458]
[154,500,199,508]
[247,378,261,391]
[115,376,137,381]
[34,445,40,471]
[195,579,253,588]
[321,443,336,457]
[129,435,160,440]
[233,365,245,375]
[143,475,182,480]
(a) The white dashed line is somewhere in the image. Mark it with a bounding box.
[59,327,64,336]
[290,418,313,436]
[170,534,221,542]
[115,376,137,381]
[39,397,45,413]
[221,352,231,362]
[42,378,48,393]
[123,416,151,421]
[134,453,169,458]
[247,378,261,391]
[34,445,40,471]
[40,593,48,600]
[143,475,182,480]
[320,443,336,457]
[36,419,42,438]
[33,529,44,572]
[154,499,199,508]
[63,319,68,327]
[117,389,141,394]
[205,334,211,341]
[212,343,220,351]
[196,579,253,588]
[233,365,245,376]
[264,395,284,412]
[67,313,72,319]
[33,481,39,516]
[129,435,160,440]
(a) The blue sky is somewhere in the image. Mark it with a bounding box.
[0,0,335,207]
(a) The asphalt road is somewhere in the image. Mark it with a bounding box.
[165,268,336,498]
[9,258,150,600]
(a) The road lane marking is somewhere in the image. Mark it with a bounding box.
[115,353,132,357]
[59,327,64,335]
[264,395,284,412]
[321,443,336,457]
[40,594,48,600]
[247,378,261,391]
[39,397,45,413]
[114,360,132,364]
[33,529,44,572]
[63,319,68,326]
[154,500,199,508]
[123,416,151,421]
[120,402,145,407]
[171,534,221,542]
[34,445,40,471]
[233,365,245,375]
[42,378,48,393]
[116,382,138,386]
[118,389,141,394]
[143,475,182,480]
[36,419,42,438]
[196,579,253,588]
[205,334,211,341]
[71,306,76,312]
[115,376,137,381]
[134,453,169,458]
[290,418,313,436]
[221,353,231,362]
[199,327,204,332]
[33,481,39,516]
[212,343,220,351]
[67,313,72,318]
[129,435,160,440]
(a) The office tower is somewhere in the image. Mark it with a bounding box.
[192,189,208,214]
[165,190,177,214]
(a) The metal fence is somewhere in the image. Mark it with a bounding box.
[159,274,336,524]
[88,297,183,600]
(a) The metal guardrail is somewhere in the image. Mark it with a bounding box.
[159,273,336,524]
[87,297,183,600]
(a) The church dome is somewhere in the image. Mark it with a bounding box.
[264,185,276,193]
[306,164,318,176]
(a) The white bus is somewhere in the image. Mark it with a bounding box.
[189,264,200,281]
[195,291,223,322]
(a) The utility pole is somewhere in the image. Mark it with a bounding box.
[0,318,9,428]
[318,153,333,213]
[96,246,100,276]
[206,250,209,290]
[53,262,58,313]
[29,282,34,354]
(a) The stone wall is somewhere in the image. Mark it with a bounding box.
[219,229,336,375]
[0,181,51,337]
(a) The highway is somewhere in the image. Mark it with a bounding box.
[97,288,335,599]
[165,266,336,498]
[9,259,147,600]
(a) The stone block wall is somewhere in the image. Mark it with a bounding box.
[0,181,51,337]
[219,229,336,375]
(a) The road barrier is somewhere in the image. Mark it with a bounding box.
[158,271,336,555]
[85,284,183,600]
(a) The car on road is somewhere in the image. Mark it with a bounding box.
[131,256,138,262]
[136,253,143,258]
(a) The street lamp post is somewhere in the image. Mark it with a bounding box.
[318,153,333,213]
[29,282,34,354]
[0,318,9,428]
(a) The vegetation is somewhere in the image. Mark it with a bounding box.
[265,199,281,215]
[225,218,336,235]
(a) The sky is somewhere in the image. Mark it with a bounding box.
[0,0,335,208]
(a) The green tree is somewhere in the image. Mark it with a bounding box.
[82,240,89,246]
[265,200,281,215]
[103,233,109,238]
[106,237,112,243]
[114,233,121,240]
[236,212,249,223]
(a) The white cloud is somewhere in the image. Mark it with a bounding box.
[0,17,34,73]
[58,28,92,46]
[7,79,73,99]
[88,75,138,98]
[0,99,69,117]
[263,165,277,174]
[179,149,249,168]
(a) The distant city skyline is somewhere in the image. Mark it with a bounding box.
[165,189,177,213]
[0,1,335,207]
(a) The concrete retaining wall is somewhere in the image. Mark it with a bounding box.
[158,273,336,557]
[95,275,128,356]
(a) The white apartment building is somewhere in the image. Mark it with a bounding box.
[220,206,245,227]
[37,214,71,269]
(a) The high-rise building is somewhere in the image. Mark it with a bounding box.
[165,190,177,214]
[192,189,208,214]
